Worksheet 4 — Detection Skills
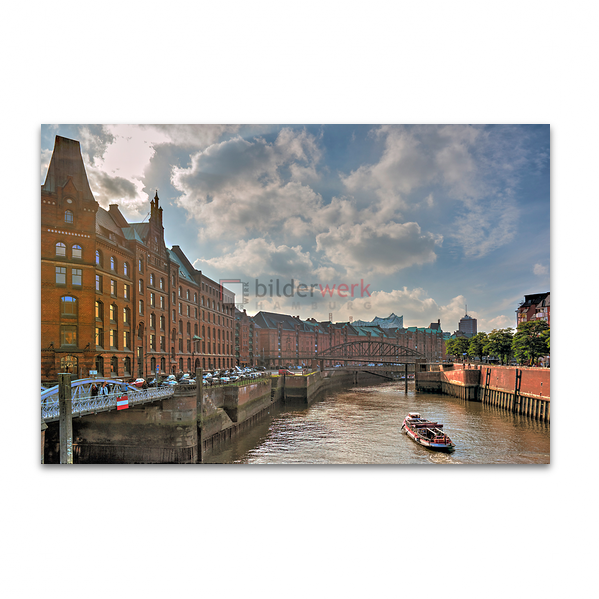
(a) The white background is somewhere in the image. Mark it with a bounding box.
[2,1,595,597]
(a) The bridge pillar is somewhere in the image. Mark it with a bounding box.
[58,373,73,464]
[196,368,204,463]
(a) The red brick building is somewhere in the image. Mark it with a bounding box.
[516,292,550,327]
[41,135,235,384]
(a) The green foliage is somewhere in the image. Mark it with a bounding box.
[445,336,470,360]
[512,320,550,365]
[483,328,514,365]
[468,332,488,360]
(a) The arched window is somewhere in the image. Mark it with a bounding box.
[138,258,143,273]
[159,278,164,290]
[64,210,74,224]
[55,242,66,257]
[186,289,190,300]
[150,357,156,372]
[72,245,82,259]
[110,256,116,271]
[111,356,119,375]
[124,356,131,375]
[138,323,144,338]
[123,262,129,277]
[61,296,77,317]
[123,306,130,324]
[160,357,165,372]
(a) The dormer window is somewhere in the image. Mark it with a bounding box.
[64,210,74,224]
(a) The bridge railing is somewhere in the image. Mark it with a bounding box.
[41,378,175,422]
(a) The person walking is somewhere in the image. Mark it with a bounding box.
[91,383,98,397]
[100,381,109,396]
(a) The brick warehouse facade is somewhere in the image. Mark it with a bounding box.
[41,135,235,385]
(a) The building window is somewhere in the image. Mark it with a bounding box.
[194,293,197,302]
[150,313,156,329]
[96,274,102,293]
[150,273,155,286]
[71,268,82,286]
[138,258,143,273]
[72,245,82,259]
[160,336,165,351]
[139,279,144,294]
[111,279,117,296]
[150,292,155,307]
[194,307,197,319]
[160,315,165,330]
[186,289,190,300]
[179,303,182,315]
[160,277,164,290]
[61,325,77,347]
[124,284,130,300]
[95,301,103,321]
[56,242,66,257]
[124,262,129,277]
[160,296,165,310]
[110,329,118,349]
[150,334,156,350]
[179,339,183,351]
[179,286,182,297]
[124,356,131,375]
[110,304,117,322]
[187,305,190,317]
[111,356,119,375]
[161,357,166,372]
[61,296,77,317]
[96,250,102,267]
[64,210,74,224]
[139,300,144,315]
[110,256,116,271]
[172,309,176,322]
[56,266,66,285]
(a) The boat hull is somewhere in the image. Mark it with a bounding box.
[402,423,456,453]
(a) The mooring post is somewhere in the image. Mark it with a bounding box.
[196,367,204,463]
[58,373,73,464]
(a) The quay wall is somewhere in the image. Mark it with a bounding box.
[415,365,550,422]
[45,368,409,463]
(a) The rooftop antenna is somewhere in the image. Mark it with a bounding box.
[465,304,467,316]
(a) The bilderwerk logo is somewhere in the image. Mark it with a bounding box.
[255,278,371,298]
[219,279,250,308]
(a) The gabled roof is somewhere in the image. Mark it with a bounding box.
[42,136,95,202]
[96,206,126,239]
[167,248,196,282]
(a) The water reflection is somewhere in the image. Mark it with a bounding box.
[203,381,550,464]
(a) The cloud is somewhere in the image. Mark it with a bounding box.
[533,263,549,276]
[316,221,442,275]
[171,128,324,240]
[193,238,314,280]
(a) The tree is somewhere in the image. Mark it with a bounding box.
[512,320,550,365]
[483,328,514,365]
[468,332,488,361]
[445,337,469,361]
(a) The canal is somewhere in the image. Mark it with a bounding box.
[204,381,550,464]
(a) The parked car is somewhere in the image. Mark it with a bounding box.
[278,369,293,375]
[133,378,146,388]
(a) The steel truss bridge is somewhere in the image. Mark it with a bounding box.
[41,378,175,423]
[268,340,426,364]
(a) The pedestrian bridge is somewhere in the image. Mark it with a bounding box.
[41,378,175,423]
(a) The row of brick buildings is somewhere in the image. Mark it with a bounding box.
[41,136,236,385]
[235,309,446,367]
[41,135,447,384]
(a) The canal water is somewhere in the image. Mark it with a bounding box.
[203,381,550,464]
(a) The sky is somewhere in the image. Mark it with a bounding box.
[41,124,549,332]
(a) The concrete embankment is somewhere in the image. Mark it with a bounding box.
[415,364,550,422]
[44,369,402,463]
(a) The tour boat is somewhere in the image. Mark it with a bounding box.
[401,412,455,453]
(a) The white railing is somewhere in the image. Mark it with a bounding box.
[41,378,175,422]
